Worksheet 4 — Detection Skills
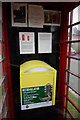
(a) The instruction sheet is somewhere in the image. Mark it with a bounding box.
[19,32,35,54]
[28,5,44,28]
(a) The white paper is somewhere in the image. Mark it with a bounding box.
[19,32,35,54]
[38,33,52,53]
[28,5,44,28]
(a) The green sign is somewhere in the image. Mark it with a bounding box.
[21,85,53,110]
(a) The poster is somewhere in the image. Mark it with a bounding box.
[38,33,52,53]
[19,32,35,54]
[11,3,27,27]
[28,5,44,28]
[44,10,61,26]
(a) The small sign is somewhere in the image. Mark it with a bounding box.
[28,5,44,28]
[21,85,53,110]
[44,10,61,26]
[19,32,35,54]
[38,33,52,53]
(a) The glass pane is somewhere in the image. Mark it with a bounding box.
[68,101,80,119]
[0,21,2,40]
[67,44,69,56]
[69,74,80,94]
[0,41,2,60]
[67,113,71,119]
[0,86,2,103]
[0,2,2,21]
[64,97,66,107]
[68,28,70,41]
[0,83,5,103]
[72,5,80,24]
[71,42,80,56]
[2,99,8,118]
[67,43,80,58]
[72,24,80,41]
[68,88,80,109]
[66,72,68,83]
[70,59,80,75]
[68,12,71,25]
[0,62,2,83]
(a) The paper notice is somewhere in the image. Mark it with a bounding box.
[38,33,52,53]
[28,5,44,28]
[19,32,35,54]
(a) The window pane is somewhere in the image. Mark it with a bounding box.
[0,21,2,40]
[66,72,68,83]
[68,28,70,41]
[68,88,80,109]
[0,83,5,103]
[0,41,2,60]
[69,74,80,94]
[2,99,8,118]
[68,101,80,119]
[70,59,80,75]
[71,42,80,56]
[0,86,2,103]
[72,24,80,41]
[0,2,2,21]
[67,43,80,57]
[72,5,80,24]
[0,62,2,82]
[67,113,71,119]
[68,12,71,25]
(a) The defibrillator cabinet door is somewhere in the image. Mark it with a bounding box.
[20,60,57,111]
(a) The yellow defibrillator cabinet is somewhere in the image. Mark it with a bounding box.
[20,60,57,110]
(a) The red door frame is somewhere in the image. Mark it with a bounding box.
[58,2,79,119]
[58,10,68,119]
[2,3,14,118]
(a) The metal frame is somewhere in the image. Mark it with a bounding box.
[58,9,68,119]
[0,2,8,119]
[58,3,80,120]
[64,5,80,119]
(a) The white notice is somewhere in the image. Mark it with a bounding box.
[38,33,52,53]
[28,5,44,28]
[19,32,35,54]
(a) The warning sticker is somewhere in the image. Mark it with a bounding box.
[21,85,53,110]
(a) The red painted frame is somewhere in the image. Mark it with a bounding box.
[2,3,14,118]
[58,3,80,119]
[58,9,68,119]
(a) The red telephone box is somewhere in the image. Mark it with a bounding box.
[1,2,80,120]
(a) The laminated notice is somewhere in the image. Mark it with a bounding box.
[21,85,53,110]
[19,32,35,54]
